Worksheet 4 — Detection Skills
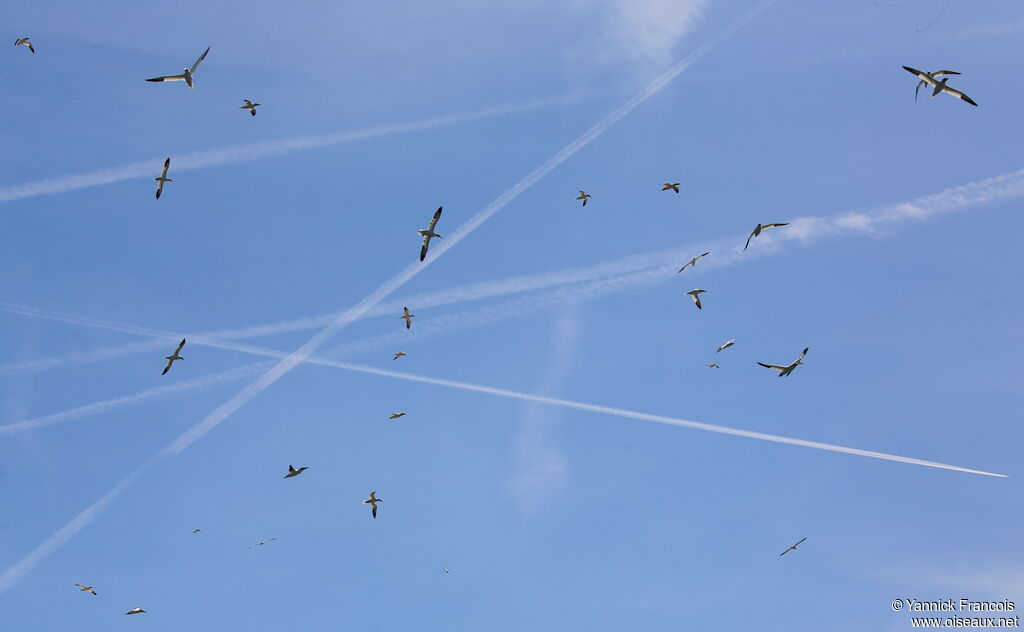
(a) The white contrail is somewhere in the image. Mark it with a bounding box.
[0,98,564,205]
[0,311,1004,478]
[0,363,267,436]
[0,3,773,595]
[3,164,1023,376]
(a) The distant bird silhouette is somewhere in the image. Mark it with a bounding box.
[678,252,710,272]
[248,538,278,549]
[744,223,789,251]
[902,66,976,106]
[74,584,97,596]
[363,491,381,519]
[779,537,807,556]
[240,99,261,116]
[393,351,407,360]
[418,206,443,261]
[388,412,406,420]
[146,46,210,90]
[14,37,34,53]
[757,347,809,377]
[162,338,185,375]
[153,158,172,199]
[282,465,308,479]
[576,190,591,207]
[715,339,735,353]
[400,307,415,329]
[124,607,147,615]
[685,289,706,310]
[661,182,680,193]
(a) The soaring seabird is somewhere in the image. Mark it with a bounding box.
[363,491,381,519]
[685,289,706,310]
[240,99,261,116]
[902,66,977,106]
[124,608,147,615]
[744,223,789,251]
[14,38,34,53]
[678,251,710,272]
[74,584,97,596]
[282,465,308,479]
[715,339,735,353]
[576,190,591,207]
[161,338,185,375]
[779,537,807,556]
[248,538,278,549]
[146,46,210,89]
[393,351,407,360]
[661,182,680,193]
[153,158,172,199]
[757,347,809,377]
[418,206,443,261]
[387,412,407,420]
[400,307,415,329]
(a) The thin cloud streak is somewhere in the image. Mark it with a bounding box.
[3,164,1022,377]
[0,4,772,595]
[0,98,565,205]
[0,363,267,436]
[0,315,1004,478]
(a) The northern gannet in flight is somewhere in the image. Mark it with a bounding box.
[418,206,443,261]
[400,307,415,329]
[388,412,406,420]
[124,608,147,615]
[363,491,381,519]
[248,538,277,549]
[757,347,809,377]
[576,190,591,207]
[146,46,210,89]
[283,465,308,479]
[779,537,807,556]
[393,351,407,360]
[441,568,450,573]
[678,251,710,272]
[154,158,172,199]
[161,338,185,375]
[192,528,202,534]
[240,99,261,116]
[715,339,735,353]
[75,584,97,595]
[685,289,706,310]
[902,66,976,106]
[744,223,788,251]
[706,363,720,368]
[14,38,34,53]
[661,182,680,193]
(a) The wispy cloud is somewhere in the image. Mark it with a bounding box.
[0,98,566,205]
[508,306,580,514]
[0,5,773,595]
[0,363,266,436]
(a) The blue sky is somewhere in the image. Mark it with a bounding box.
[1,0,1023,630]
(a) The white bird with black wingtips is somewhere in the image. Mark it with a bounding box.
[419,206,443,261]
[902,66,977,106]
[757,347,809,378]
[779,537,807,556]
[154,158,172,199]
[161,338,185,375]
[146,46,210,89]
[363,491,381,519]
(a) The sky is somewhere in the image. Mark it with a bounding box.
[1,1,1023,630]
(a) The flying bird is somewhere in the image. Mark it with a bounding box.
[400,307,415,329]
[14,37,34,53]
[706,364,720,368]
[124,608,147,615]
[678,252,710,272]
[74,584,97,596]
[441,568,450,574]
[192,528,201,534]
[418,206,443,261]
[146,46,210,89]
[153,158,172,199]
[779,537,807,556]
[744,222,789,251]
[282,465,308,479]
[248,538,277,549]
[393,351,407,360]
[902,66,976,106]
[240,99,261,116]
[363,491,381,519]
[757,347,809,378]
[716,339,735,353]
[902,66,961,101]
[661,182,680,193]
[576,190,591,207]
[685,289,706,310]
[387,412,406,420]
[161,338,185,375]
